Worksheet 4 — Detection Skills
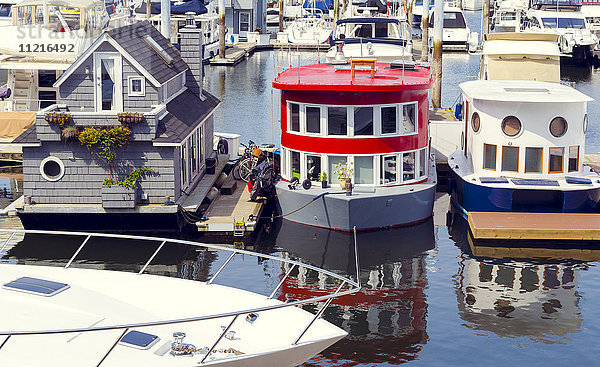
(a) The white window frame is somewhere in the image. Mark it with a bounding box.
[93,52,123,112]
[285,101,419,138]
[128,76,146,97]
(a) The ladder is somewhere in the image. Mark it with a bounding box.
[11,70,35,111]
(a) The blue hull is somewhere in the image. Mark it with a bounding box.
[449,170,600,215]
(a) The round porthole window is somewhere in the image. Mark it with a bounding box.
[584,114,588,134]
[471,112,480,133]
[39,156,65,182]
[501,116,521,137]
[549,117,568,137]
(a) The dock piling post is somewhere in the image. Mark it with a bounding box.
[218,0,226,58]
[279,0,284,33]
[432,0,444,108]
[421,0,430,62]
[483,0,490,38]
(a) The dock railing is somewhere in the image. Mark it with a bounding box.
[0,228,361,366]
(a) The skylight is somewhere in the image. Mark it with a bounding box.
[3,277,69,297]
[503,87,549,93]
[142,35,174,66]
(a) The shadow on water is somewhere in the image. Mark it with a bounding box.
[273,219,435,365]
[446,211,599,343]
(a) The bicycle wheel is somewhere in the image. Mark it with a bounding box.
[238,156,258,182]
[231,162,242,180]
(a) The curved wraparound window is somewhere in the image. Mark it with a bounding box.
[282,148,428,186]
[286,101,418,137]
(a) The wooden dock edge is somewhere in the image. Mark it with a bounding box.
[468,212,600,241]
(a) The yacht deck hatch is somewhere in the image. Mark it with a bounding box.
[3,276,69,296]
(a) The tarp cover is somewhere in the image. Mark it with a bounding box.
[0,112,36,139]
[136,0,207,15]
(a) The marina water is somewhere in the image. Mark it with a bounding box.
[2,11,600,365]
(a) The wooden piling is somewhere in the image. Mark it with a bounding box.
[219,0,226,58]
[432,0,444,108]
[421,0,430,62]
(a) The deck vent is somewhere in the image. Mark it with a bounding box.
[143,35,174,66]
[511,178,559,186]
[503,87,549,94]
[3,277,69,297]
[389,59,416,71]
[566,176,592,185]
[479,177,509,184]
[119,330,160,350]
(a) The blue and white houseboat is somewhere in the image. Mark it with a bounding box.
[448,79,600,217]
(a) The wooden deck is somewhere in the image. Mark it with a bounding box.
[468,212,600,241]
[209,43,259,66]
[196,183,264,237]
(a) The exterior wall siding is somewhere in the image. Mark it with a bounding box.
[23,142,176,205]
[58,43,160,112]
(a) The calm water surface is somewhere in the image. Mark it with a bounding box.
[3,11,600,365]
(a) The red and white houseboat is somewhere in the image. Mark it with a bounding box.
[272,58,437,231]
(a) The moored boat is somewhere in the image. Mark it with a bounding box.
[272,58,436,231]
[448,79,600,217]
[0,229,357,366]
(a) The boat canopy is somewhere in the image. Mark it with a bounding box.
[302,0,333,13]
[136,0,208,15]
[336,17,400,24]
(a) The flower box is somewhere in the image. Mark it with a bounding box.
[117,112,144,124]
[101,185,136,209]
[44,112,71,127]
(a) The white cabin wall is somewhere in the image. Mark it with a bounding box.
[469,100,587,176]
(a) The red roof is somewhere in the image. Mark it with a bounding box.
[272,62,433,92]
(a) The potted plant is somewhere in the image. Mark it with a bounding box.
[44,112,71,127]
[61,126,79,141]
[320,172,328,189]
[333,161,353,190]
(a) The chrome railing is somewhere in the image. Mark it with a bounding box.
[0,228,361,366]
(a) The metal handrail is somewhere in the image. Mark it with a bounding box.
[0,228,361,340]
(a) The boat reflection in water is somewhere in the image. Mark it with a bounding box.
[274,219,435,364]
[448,212,598,342]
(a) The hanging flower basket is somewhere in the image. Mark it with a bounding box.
[44,112,71,127]
[117,112,144,124]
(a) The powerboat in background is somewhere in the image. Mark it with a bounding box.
[325,6,413,62]
[0,0,19,27]
[428,6,479,51]
[0,230,357,366]
[522,0,598,63]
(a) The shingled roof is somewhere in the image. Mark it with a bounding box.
[12,125,38,144]
[108,22,189,85]
[154,90,220,144]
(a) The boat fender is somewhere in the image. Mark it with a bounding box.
[215,172,228,188]
[454,103,462,120]
[302,179,312,190]
[205,187,219,203]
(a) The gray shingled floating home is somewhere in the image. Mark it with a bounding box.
[13,21,221,232]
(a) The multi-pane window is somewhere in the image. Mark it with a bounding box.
[328,107,347,135]
[354,156,374,184]
[502,146,519,172]
[403,152,415,181]
[381,155,397,184]
[381,106,397,134]
[289,103,300,132]
[306,106,320,134]
[483,144,497,170]
[291,151,301,179]
[403,103,416,133]
[354,107,373,135]
[328,156,347,184]
[287,101,418,137]
[568,146,579,172]
[525,147,543,173]
[549,147,564,173]
[306,155,321,181]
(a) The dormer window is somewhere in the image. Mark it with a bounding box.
[128,76,145,97]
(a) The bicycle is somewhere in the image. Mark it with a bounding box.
[231,140,260,182]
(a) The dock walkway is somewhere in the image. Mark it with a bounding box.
[179,154,229,212]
